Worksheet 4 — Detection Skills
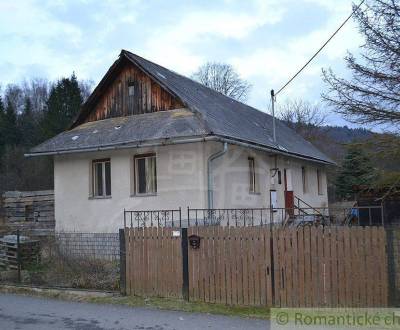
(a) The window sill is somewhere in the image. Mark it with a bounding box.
[130,193,157,198]
[249,191,261,195]
[88,196,112,200]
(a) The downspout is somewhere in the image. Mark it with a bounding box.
[207,142,228,209]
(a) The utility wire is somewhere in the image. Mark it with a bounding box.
[275,0,366,96]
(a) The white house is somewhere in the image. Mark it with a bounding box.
[27,50,333,232]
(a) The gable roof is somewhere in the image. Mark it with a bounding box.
[29,50,333,164]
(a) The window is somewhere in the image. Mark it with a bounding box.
[134,154,157,195]
[317,169,323,195]
[301,166,307,193]
[128,82,135,96]
[248,157,258,193]
[92,159,111,197]
[278,170,282,185]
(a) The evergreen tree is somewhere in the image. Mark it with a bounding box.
[335,147,377,199]
[40,73,83,139]
[0,95,5,154]
[3,98,19,146]
[19,97,37,146]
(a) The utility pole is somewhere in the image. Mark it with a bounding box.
[270,89,276,143]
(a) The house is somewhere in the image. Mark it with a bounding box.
[27,50,334,232]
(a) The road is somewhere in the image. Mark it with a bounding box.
[0,293,268,330]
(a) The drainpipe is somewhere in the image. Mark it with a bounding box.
[207,142,228,209]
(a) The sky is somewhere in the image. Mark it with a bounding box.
[0,0,365,127]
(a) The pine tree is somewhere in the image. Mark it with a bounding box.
[2,98,19,146]
[19,97,37,146]
[0,95,5,154]
[335,147,377,199]
[40,73,83,139]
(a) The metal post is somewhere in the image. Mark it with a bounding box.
[271,89,276,143]
[181,228,189,301]
[119,228,126,295]
[16,230,21,283]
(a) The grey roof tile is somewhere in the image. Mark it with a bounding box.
[30,50,333,164]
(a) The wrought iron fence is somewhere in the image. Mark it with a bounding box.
[123,208,182,228]
[123,205,384,228]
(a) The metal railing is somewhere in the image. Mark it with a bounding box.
[123,208,182,228]
[123,204,385,228]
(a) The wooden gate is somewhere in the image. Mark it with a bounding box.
[188,226,273,306]
[123,226,388,307]
[124,227,183,298]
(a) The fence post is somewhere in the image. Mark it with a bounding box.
[16,229,21,283]
[181,227,189,301]
[119,228,126,295]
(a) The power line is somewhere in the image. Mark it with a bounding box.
[275,0,366,97]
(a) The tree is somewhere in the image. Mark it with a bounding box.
[0,95,5,154]
[335,146,377,199]
[2,98,19,146]
[192,62,251,102]
[277,99,327,142]
[41,73,83,139]
[322,0,400,127]
[18,97,37,146]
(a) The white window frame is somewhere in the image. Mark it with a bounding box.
[92,158,111,198]
[301,166,307,194]
[317,169,323,195]
[248,157,258,194]
[134,153,157,196]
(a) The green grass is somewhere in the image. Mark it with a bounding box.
[88,295,270,319]
[0,285,269,320]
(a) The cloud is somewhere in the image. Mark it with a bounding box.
[0,0,365,127]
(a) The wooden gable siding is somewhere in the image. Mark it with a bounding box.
[85,63,184,123]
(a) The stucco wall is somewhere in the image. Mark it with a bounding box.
[54,141,328,232]
[54,143,207,232]
[208,142,328,209]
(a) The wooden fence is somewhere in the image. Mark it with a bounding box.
[123,226,388,307]
[125,227,182,298]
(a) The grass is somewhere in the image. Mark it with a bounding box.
[0,285,270,320]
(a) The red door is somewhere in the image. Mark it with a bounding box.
[284,169,294,216]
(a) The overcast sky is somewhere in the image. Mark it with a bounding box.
[0,0,364,126]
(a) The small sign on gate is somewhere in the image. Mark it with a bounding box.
[172,230,181,237]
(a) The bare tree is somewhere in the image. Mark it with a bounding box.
[322,0,400,128]
[278,99,327,141]
[79,79,95,102]
[191,62,251,102]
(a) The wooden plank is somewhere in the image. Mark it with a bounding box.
[370,227,378,307]
[265,228,273,307]
[242,227,249,306]
[358,227,367,307]
[226,226,233,305]
[231,227,239,305]
[337,227,346,307]
[379,227,388,307]
[316,226,324,307]
[303,226,312,307]
[330,227,338,307]
[323,227,332,307]
[272,227,281,307]
[310,226,318,307]
[253,227,261,306]
[219,226,227,305]
[343,226,352,306]
[209,226,216,303]
[290,228,298,307]
[259,228,267,306]
[297,227,305,307]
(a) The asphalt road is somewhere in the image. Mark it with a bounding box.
[0,293,269,330]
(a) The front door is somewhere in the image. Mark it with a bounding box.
[284,169,294,216]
